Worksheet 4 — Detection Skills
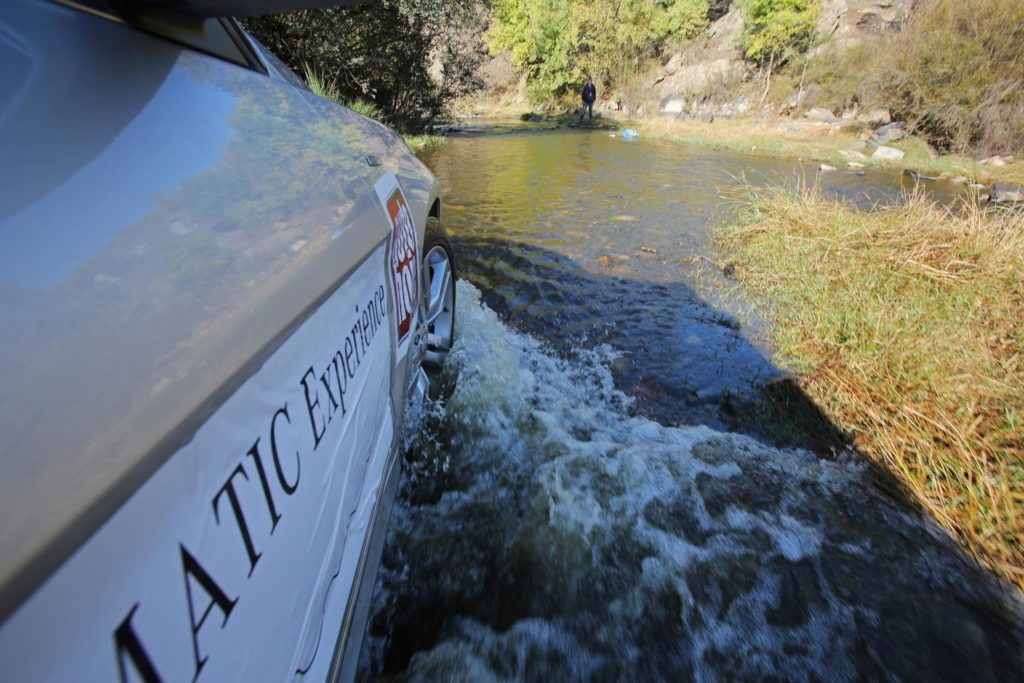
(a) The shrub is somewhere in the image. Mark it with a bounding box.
[877,0,1024,155]
[740,0,819,66]
[244,1,486,133]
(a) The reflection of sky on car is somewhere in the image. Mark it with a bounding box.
[0,17,433,602]
[1,68,236,291]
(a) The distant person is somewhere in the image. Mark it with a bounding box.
[580,78,596,121]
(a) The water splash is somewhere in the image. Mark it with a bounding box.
[361,282,1023,682]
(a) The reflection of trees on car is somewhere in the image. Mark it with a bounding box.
[0,45,411,523]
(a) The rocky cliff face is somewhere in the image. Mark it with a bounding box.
[653,0,915,119]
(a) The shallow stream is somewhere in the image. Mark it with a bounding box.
[358,125,1023,681]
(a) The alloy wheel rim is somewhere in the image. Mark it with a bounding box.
[422,245,454,368]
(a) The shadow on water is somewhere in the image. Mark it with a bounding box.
[455,235,845,448]
[358,127,1024,681]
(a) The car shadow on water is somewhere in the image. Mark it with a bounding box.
[358,237,1024,682]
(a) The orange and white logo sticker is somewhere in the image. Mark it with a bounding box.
[374,173,419,359]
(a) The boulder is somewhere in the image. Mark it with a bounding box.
[660,96,686,115]
[979,155,1013,167]
[659,57,748,98]
[858,6,903,32]
[873,145,905,161]
[993,183,1024,203]
[871,122,906,145]
[657,9,748,99]
[804,107,836,122]
[857,108,891,126]
[816,0,849,39]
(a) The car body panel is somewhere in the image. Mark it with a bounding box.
[0,241,396,681]
[0,1,440,676]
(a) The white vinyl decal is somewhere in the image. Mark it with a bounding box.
[374,172,419,364]
[0,243,395,682]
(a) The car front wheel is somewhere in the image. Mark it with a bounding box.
[419,217,456,393]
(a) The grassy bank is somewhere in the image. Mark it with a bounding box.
[720,186,1024,588]
[639,116,1024,187]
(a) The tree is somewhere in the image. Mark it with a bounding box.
[488,0,710,102]
[243,1,486,132]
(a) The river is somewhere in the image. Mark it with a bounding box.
[357,123,1023,681]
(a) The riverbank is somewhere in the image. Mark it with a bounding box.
[719,186,1024,590]
[450,103,1024,187]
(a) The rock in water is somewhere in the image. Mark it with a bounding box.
[819,164,838,171]
[873,145,905,161]
[993,183,1024,203]
[903,169,937,181]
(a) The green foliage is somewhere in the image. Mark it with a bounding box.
[304,66,386,122]
[488,0,709,101]
[740,0,818,65]
[243,1,486,132]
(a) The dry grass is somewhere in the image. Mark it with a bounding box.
[638,116,1024,185]
[721,186,1024,588]
[879,0,1024,156]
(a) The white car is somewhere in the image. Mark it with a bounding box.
[0,1,456,680]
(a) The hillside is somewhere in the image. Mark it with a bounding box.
[474,0,1024,160]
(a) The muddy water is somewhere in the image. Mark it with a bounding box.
[358,126,1023,681]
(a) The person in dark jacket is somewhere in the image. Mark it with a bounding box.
[580,77,596,121]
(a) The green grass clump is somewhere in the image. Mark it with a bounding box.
[721,185,1024,589]
[401,134,446,156]
[303,66,386,122]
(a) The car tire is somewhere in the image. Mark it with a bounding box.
[420,216,456,383]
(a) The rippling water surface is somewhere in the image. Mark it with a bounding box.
[358,125,1023,681]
